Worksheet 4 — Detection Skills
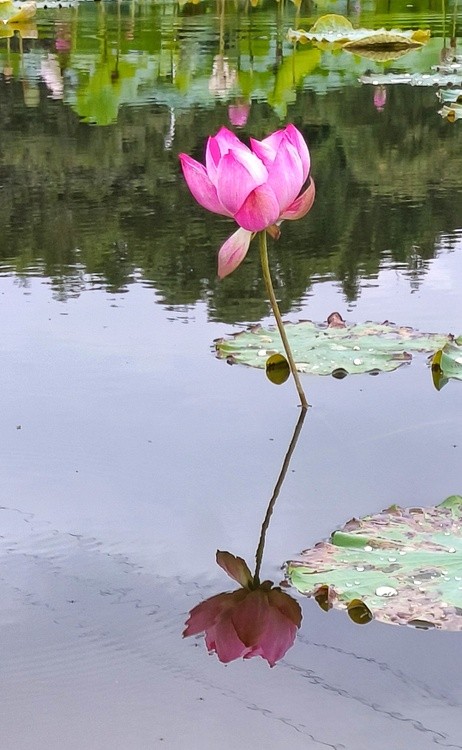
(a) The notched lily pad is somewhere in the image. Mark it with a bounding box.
[215,313,452,377]
[286,496,462,630]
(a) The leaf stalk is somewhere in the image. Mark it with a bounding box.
[258,230,308,410]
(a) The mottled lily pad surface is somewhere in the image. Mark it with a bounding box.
[286,496,462,630]
[432,340,462,390]
[215,314,452,377]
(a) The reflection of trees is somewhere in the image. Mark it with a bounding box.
[1,15,462,316]
[295,85,462,301]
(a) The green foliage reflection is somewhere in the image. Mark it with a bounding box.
[0,0,461,320]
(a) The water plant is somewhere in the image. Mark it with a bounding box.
[179,125,315,409]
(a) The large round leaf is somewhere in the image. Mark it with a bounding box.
[286,496,462,630]
[215,316,452,377]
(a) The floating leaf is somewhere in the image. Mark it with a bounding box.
[215,315,452,377]
[431,340,462,390]
[360,72,462,87]
[288,14,430,55]
[286,496,462,630]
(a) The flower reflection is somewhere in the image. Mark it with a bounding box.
[183,410,306,667]
[228,100,250,128]
[183,551,302,666]
[55,21,72,53]
[373,85,387,112]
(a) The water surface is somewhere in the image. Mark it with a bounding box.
[1,1,462,747]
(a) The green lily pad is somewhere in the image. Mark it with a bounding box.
[215,315,452,377]
[286,496,462,630]
[431,340,462,390]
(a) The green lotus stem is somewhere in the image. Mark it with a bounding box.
[253,407,307,583]
[258,231,308,410]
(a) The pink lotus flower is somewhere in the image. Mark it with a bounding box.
[179,125,315,278]
[183,551,302,666]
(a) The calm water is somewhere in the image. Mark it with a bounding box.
[1,1,462,748]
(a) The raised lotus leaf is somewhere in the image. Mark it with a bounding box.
[288,14,430,53]
[0,0,36,23]
[286,496,462,630]
[431,340,462,390]
[439,103,462,122]
[215,314,452,377]
[343,45,415,63]
[438,88,462,104]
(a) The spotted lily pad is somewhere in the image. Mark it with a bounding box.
[215,314,452,377]
[431,340,462,390]
[286,496,462,630]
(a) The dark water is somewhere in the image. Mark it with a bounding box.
[1,1,462,748]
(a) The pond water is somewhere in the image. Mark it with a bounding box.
[1,0,462,747]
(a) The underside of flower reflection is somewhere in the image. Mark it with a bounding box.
[183,551,302,667]
[179,124,315,278]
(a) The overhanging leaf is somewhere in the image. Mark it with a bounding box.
[0,0,36,23]
[439,103,462,123]
[286,496,462,630]
[215,315,453,377]
[266,353,290,385]
[431,339,462,390]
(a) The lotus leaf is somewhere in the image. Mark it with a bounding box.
[0,0,36,23]
[288,14,429,54]
[286,496,462,630]
[215,316,452,377]
[438,89,462,104]
[439,103,462,122]
[431,340,462,390]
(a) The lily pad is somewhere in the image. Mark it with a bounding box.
[286,496,462,630]
[215,314,452,377]
[360,72,462,87]
[288,14,429,53]
[431,340,462,390]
